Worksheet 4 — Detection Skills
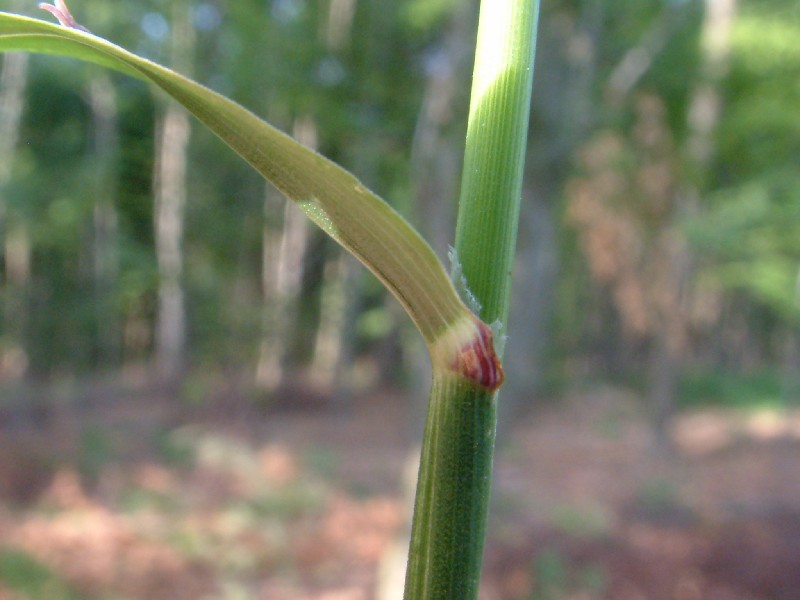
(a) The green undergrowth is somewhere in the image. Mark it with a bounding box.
[528,549,606,600]
[540,367,790,411]
[549,504,612,539]
[0,548,82,600]
[679,369,787,409]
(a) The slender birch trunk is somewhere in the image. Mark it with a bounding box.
[255,115,315,391]
[257,0,359,393]
[256,191,309,390]
[86,74,120,367]
[154,0,195,381]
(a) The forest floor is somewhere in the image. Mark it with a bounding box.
[0,380,798,599]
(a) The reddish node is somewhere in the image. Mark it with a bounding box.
[450,319,504,391]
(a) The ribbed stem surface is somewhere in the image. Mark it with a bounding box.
[455,0,539,326]
[404,376,496,599]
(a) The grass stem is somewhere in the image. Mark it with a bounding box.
[403,0,540,597]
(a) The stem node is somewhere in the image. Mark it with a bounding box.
[433,315,504,391]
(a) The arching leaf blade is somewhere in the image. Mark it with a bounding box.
[0,12,481,354]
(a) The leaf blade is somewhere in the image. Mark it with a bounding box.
[0,12,503,386]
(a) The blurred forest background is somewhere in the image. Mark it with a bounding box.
[0,0,799,599]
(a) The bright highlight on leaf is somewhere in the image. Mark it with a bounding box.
[0,9,504,390]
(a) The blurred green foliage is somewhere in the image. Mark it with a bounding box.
[679,368,785,409]
[529,548,606,600]
[0,548,82,600]
[695,1,800,321]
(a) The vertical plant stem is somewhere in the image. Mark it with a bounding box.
[455,0,539,324]
[404,0,539,598]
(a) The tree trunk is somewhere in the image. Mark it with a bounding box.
[648,0,736,449]
[502,193,557,412]
[309,250,348,390]
[649,326,679,451]
[255,190,286,392]
[255,117,313,392]
[500,4,600,429]
[86,74,120,368]
[686,0,736,173]
[153,0,195,382]
[256,197,310,390]
[0,49,30,381]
